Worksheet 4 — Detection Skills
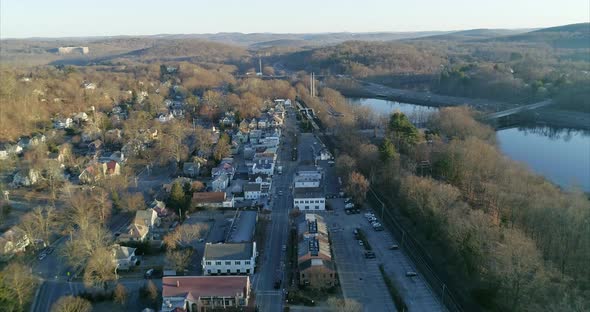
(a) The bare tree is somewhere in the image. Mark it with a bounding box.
[20,206,57,247]
[345,171,370,205]
[113,283,128,305]
[166,249,194,272]
[164,223,209,249]
[51,296,92,312]
[0,263,38,310]
[83,247,117,290]
[62,224,111,269]
[120,192,146,212]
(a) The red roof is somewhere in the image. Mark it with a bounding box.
[162,276,249,299]
[192,192,226,204]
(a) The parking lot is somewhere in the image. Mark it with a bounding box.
[328,212,395,312]
[330,207,444,312]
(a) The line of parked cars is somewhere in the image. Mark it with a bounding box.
[365,212,383,231]
[344,198,361,214]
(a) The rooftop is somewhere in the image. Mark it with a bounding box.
[204,242,254,260]
[192,192,226,204]
[162,275,250,298]
[294,187,324,199]
[227,211,257,243]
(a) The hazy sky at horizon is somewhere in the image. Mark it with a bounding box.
[1,0,588,38]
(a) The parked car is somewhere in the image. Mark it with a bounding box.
[389,244,399,250]
[406,271,418,277]
[345,203,354,209]
[282,245,287,252]
[358,240,364,246]
[38,253,47,261]
[364,251,376,259]
[144,268,155,279]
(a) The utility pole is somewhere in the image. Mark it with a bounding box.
[259,57,262,75]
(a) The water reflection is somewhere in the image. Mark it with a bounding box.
[348,97,590,192]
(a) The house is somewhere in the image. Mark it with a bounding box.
[12,168,42,187]
[134,209,160,229]
[151,200,173,218]
[211,174,229,192]
[211,160,235,180]
[233,130,249,144]
[104,160,121,176]
[202,242,257,275]
[238,120,249,132]
[73,112,89,123]
[293,188,325,211]
[0,226,30,260]
[0,142,22,160]
[78,160,121,184]
[243,183,261,200]
[182,162,200,178]
[161,276,251,312]
[53,117,73,129]
[112,245,138,271]
[117,224,149,242]
[297,214,337,289]
[249,130,262,144]
[250,174,272,196]
[158,112,175,123]
[192,192,233,208]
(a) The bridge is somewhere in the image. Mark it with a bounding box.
[484,99,554,120]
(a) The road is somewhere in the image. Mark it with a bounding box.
[356,80,511,111]
[254,109,298,311]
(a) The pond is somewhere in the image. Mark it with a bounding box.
[348,97,590,192]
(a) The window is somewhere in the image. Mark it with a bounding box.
[320,199,324,203]
[305,206,309,210]
[217,269,221,274]
[207,269,211,274]
[246,269,250,274]
[206,261,211,265]
[216,261,222,265]
[237,269,241,273]
[315,205,319,209]
[225,261,231,265]
[235,261,241,265]
[227,269,231,273]
[245,261,251,265]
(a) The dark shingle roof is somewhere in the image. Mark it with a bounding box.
[204,242,254,260]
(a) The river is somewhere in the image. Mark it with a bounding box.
[347,97,590,192]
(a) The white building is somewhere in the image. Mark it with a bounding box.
[202,242,257,275]
[293,188,325,211]
[244,183,261,200]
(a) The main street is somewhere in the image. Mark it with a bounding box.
[254,108,299,311]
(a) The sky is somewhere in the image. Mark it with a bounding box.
[1,0,588,38]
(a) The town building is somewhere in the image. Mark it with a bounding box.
[293,188,325,211]
[202,242,257,275]
[192,192,233,209]
[297,214,337,289]
[243,183,261,200]
[161,276,251,312]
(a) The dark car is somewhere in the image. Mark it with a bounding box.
[364,251,376,259]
